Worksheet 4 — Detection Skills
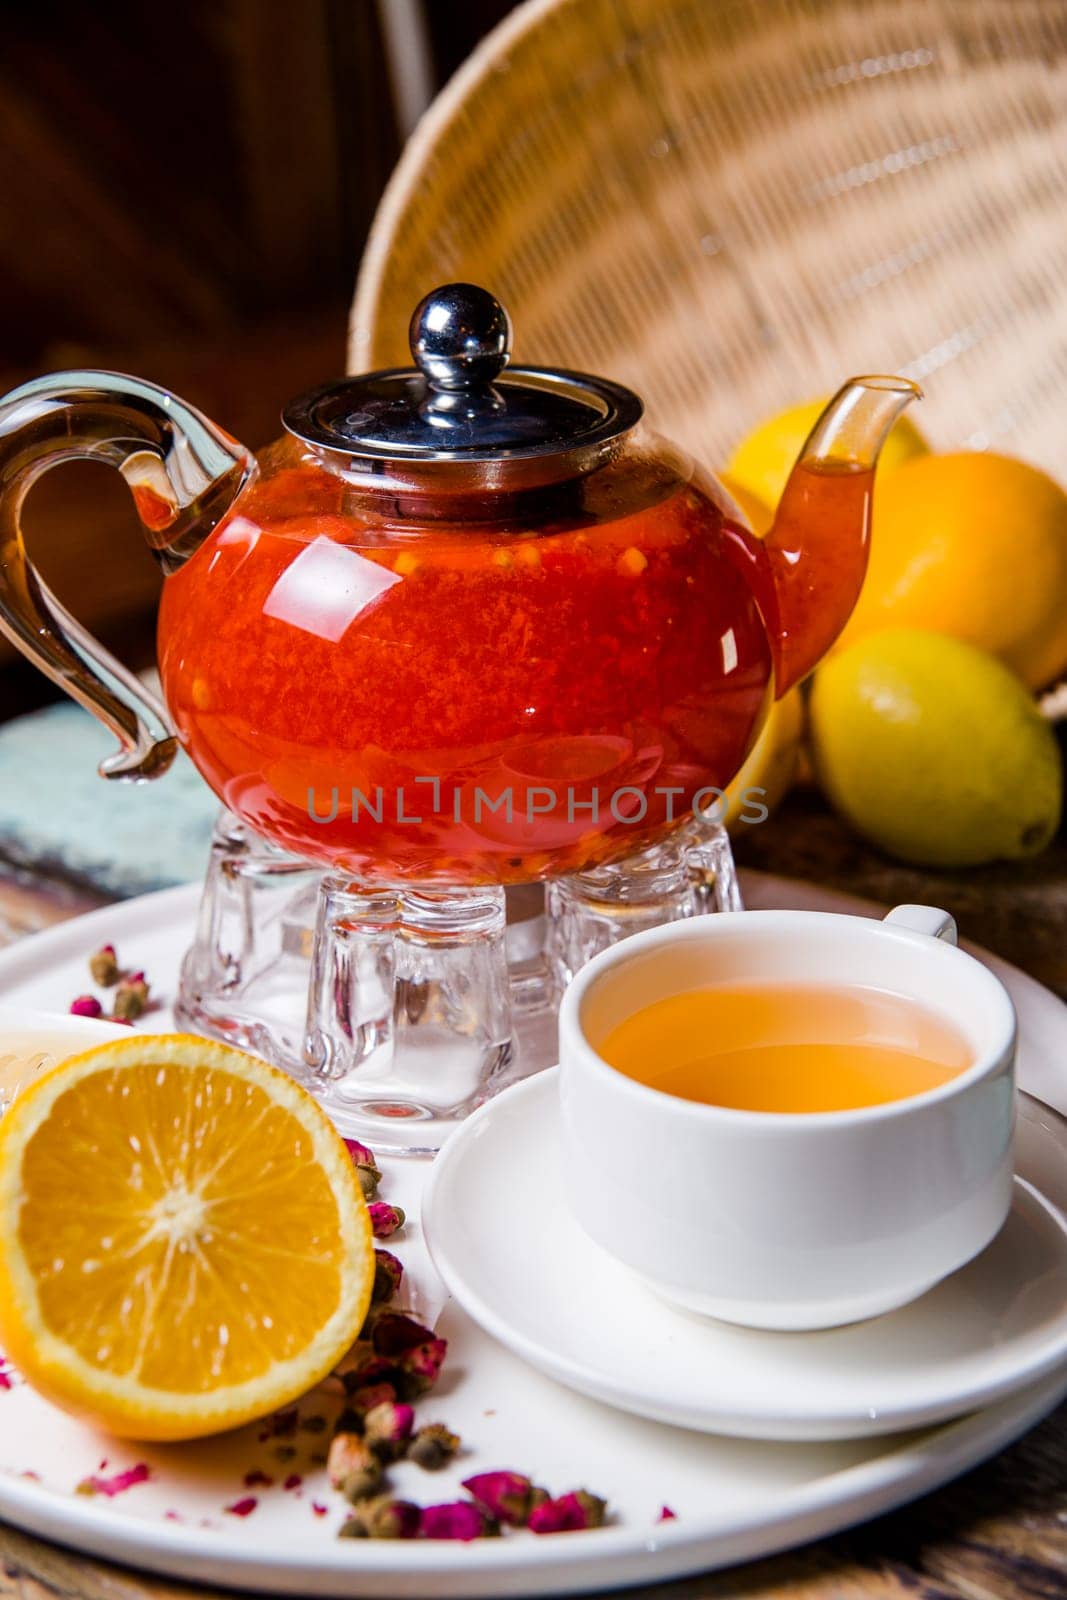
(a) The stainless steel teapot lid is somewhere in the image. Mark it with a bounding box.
[282,283,643,465]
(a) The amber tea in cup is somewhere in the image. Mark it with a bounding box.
[562,907,1015,1328]
[596,982,974,1113]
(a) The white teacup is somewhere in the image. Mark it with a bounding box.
[559,906,1016,1331]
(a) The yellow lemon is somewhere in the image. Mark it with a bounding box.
[837,452,1067,691]
[721,688,804,830]
[716,473,773,537]
[727,396,928,510]
[810,630,1062,867]
[0,1035,374,1440]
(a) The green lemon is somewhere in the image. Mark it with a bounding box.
[810,630,1062,867]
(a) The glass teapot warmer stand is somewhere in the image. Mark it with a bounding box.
[176,810,742,1153]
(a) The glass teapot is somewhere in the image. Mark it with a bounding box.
[0,285,918,886]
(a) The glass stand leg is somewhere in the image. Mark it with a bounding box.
[545,816,742,990]
[175,809,321,1067]
[682,808,744,914]
[304,879,513,1153]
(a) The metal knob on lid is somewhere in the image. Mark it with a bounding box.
[409,283,511,392]
[282,282,643,471]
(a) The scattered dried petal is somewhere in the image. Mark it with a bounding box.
[75,1463,150,1498]
[408,1423,460,1471]
[658,1505,677,1521]
[367,1203,405,1238]
[225,1497,258,1517]
[528,1490,608,1534]
[69,995,103,1019]
[419,1501,496,1541]
[283,1474,302,1491]
[462,1470,545,1527]
[243,1470,273,1488]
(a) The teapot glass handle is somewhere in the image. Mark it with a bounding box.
[0,372,252,779]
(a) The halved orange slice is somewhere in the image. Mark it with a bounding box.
[0,1034,373,1440]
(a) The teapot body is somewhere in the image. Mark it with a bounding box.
[0,289,917,875]
[158,433,774,884]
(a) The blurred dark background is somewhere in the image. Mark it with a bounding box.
[0,0,517,721]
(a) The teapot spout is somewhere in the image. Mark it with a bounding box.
[763,376,922,694]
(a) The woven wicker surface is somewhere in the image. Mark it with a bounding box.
[351,0,1067,480]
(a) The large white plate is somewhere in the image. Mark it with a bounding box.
[0,876,1063,1597]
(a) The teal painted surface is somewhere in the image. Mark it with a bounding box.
[0,702,219,895]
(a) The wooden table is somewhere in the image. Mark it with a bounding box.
[1,794,1065,1600]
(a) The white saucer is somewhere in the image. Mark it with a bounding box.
[423,1070,1067,1442]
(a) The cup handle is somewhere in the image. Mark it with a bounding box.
[882,904,958,945]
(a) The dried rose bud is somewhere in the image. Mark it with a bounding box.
[333,1341,394,1395]
[112,974,149,1022]
[70,995,103,1018]
[342,1351,396,1390]
[371,1250,404,1304]
[338,1515,367,1539]
[343,1462,384,1503]
[462,1471,547,1528]
[343,1494,421,1540]
[355,1162,381,1199]
[368,1498,420,1540]
[331,1406,362,1437]
[528,1490,608,1534]
[367,1203,405,1238]
[345,1380,399,1418]
[408,1423,460,1471]
[370,1313,421,1355]
[332,1340,374,1383]
[327,1431,375,1491]
[371,1312,447,1397]
[88,944,119,986]
[419,1501,496,1541]
[363,1400,415,1460]
[344,1137,377,1168]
